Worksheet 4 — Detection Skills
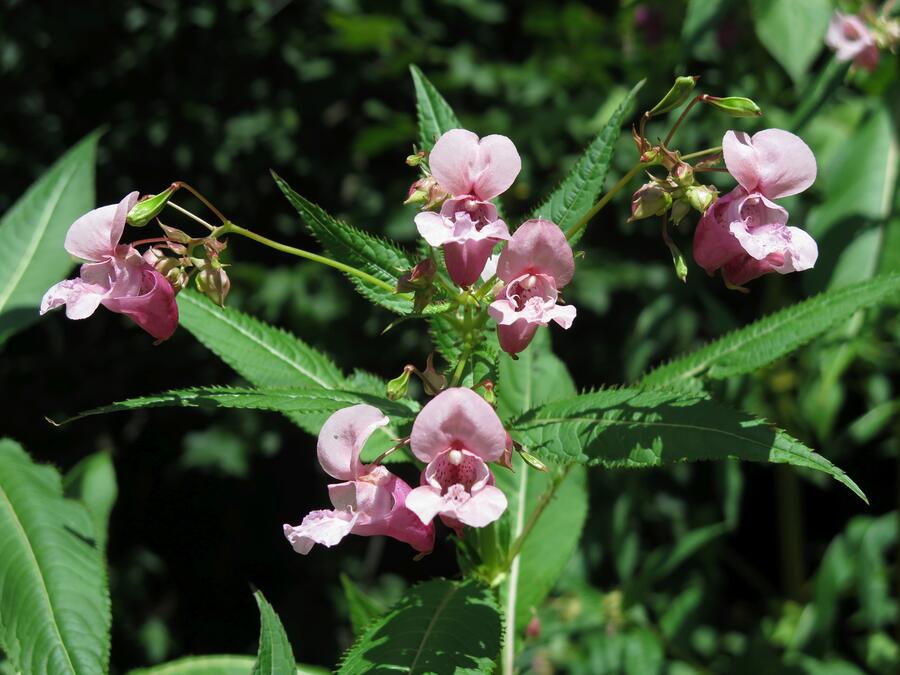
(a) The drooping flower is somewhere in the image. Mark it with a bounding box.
[283,405,434,555]
[825,12,879,70]
[414,129,521,285]
[405,388,508,534]
[40,192,179,341]
[488,219,576,355]
[693,129,818,287]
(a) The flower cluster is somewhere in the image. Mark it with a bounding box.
[284,388,510,554]
[693,129,818,288]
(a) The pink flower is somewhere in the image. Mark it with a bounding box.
[405,388,509,534]
[826,12,879,71]
[283,405,434,555]
[415,129,521,285]
[488,219,577,355]
[40,193,179,342]
[693,130,818,287]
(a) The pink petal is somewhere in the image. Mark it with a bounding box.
[495,320,539,356]
[102,267,178,342]
[64,192,138,262]
[496,219,574,287]
[410,387,507,463]
[722,131,760,195]
[444,239,499,286]
[727,192,790,260]
[692,188,746,275]
[40,278,105,319]
[404,485,444,526]
[316,405,389,482]
[328,472,393,524]
[429,129,521,200]
[747,129,817,200]
[546,303,577,329]
[283,508,358,555]
[454,484,508,528]
[352,474,435,553]
[414,211,452,247]
[776,226,818,273]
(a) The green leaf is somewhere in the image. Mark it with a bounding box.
[640,273,900,389]
[0,132,99,345]
[274,172,439,315]
[338,579,502,674]
[0,438,110,674]
[252,590,296,675]
[750,0,832,84]
[340,574,385,636]
[57,386,418,426]
[510,389,866,502]
[128,656,328,675]
[409,65,461,153]
[529,81,643,241]
[177,290,345,435]
[495,332,588,632]
[63,451,117,554]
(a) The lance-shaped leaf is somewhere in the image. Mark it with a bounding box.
[252,591,295,675]
[529,81,643,241]
[338,579,502,674]
[510,389,866,502]
[0,438,111,674]
[56,386,418,426]
[63,451,117,554]
[641,273,900,389]
[0,131,99,346]
[274,172,449,316]
[128,656,328,675]
[410,65,461,153]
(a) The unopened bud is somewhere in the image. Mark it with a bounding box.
[670,199,691,225]
[703,95,762,118]
[404,176,448,210]
[164,266,189,293]
[647,75,698,117]
[386,367,412,400]
[526,615,541,639]
[416,352,447,396]
[498,431,513,470]
[481,381,496,407]
[629,183,672,221]
[143,247,180,275]
[665,238,689,283]
[406,151,426,167]
[672,162,694,186]
[518,448,547,472]
[397,258,437,292]
[159,223,192,244]
[195,261,231,307]
[686,184,717,213]
[126,184,179,227]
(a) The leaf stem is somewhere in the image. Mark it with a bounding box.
[565,162,652,241]
[174,181,229,224]
[663,95,702,147]
[215,222,399,294]
[680,146,722,162]
[167,201,217,232]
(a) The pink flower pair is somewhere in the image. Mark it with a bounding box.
[693,129,818,287]
[40,192,179,341]
[285,388,509,555]
[415,129,521,286]
[825,12,879,71]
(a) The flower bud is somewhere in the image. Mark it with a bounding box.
[526,615,541,639]
[665,238,689,283]
[195,260,231,307]
[415,352,446,396]
[396,258,437,292]
[670,199,691,225]
[404,176,448,210]
[126,184,179,227]
[498,431,513,470]
[647,75,698,117]
[518,448,547,472]
[159,223,192,244]
[406,151,426,167]
[686,184,717,213]
[629,183,672,221]
[703,96,762,118]
[164,266,190,294]
[672,161,694,187]
[386,366,413,401]
[143,247,180,275]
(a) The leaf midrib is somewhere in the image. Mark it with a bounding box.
[0,159,81,312]
[0,482,77,674]
[180,292,335,389]
[407,584,458,674]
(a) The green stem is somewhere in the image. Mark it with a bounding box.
[450,347,470,387]
[565,162,652,241]
[167,201,216,232]
[175,181,228,224]
[680,145,722,162]
[505,465,571,567]
[217,222,398,294]
[663,95,702,147]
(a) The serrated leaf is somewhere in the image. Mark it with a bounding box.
[640,273,900,389]
[128,655,328,675]
[338,579,502,674]
[63,451,117,554]
[510,389,866,502]
[252,591,296,675]
[750,0,831,84]
[274,172,439,315]
[529,81,643,242]
[409,65,461,153]
[340,574,385,636]
[495,331,587,632]
[0,438,111,674]
[58,386,418,426]
[0,132,99,345]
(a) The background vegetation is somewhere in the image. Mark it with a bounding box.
[1,0,897,672]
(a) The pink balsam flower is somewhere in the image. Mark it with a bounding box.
[40,192,179,341]
[488,219,576,355]
[693,129,818,287]
[283,405,434,555]
[825,12,879,70]
[415,129,521,285]
[405,388,509,534]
